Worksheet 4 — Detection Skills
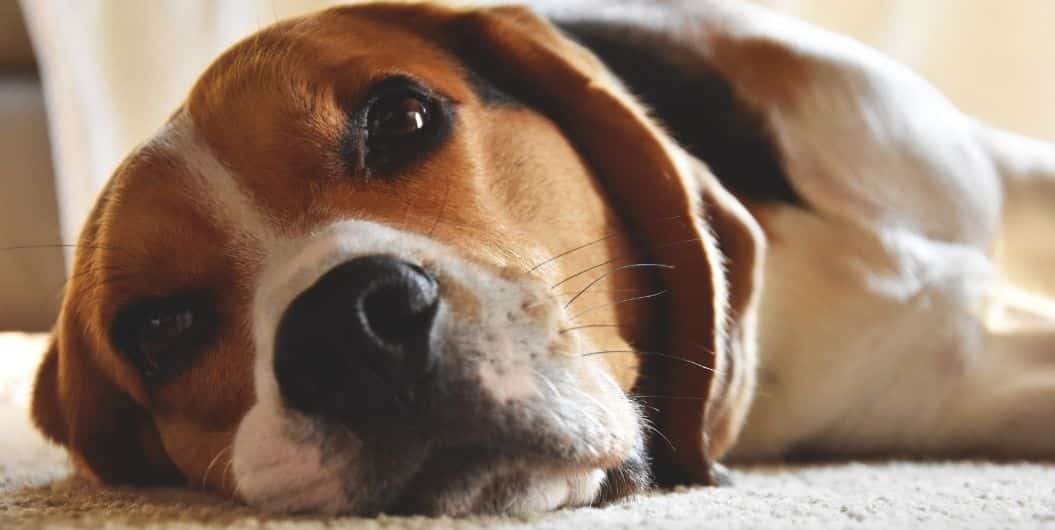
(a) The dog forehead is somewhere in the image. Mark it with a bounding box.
[178,6,483,233]
[185,5,463,125]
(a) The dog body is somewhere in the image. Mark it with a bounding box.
[30,0,1055,516]
[555,0,1055,461]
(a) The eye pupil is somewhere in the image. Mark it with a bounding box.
[369,96,430,137]
[137,309,195,372]
[346,78,452,176]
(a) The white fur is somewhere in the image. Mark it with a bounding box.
[539,0,1055,459]
[565,0,1055,460]
[718,0,1055,460]
[150,116,278,247]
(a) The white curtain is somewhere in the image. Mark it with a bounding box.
[20,0,344,264]
[20,0,1055,262]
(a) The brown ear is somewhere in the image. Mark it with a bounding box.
[32,319,182,485]
[438,5,764,484]
[683,156,764,470]
[32,337,68,444]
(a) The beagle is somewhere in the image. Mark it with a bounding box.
[30,0,1055,516]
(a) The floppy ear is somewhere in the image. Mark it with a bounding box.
[31,337,67,444]
[32,316,182,485]
[442,5,764,484]
[683,156,764,473]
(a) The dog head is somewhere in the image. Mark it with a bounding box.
[31,3,762,515]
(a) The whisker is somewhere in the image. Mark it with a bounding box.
[640,421,677,453]
[558,323,623,334]
[527,234,616,272]
[629,395,713,401]
[556,263,673,305]
[581,350,719,374]
[223,458,237,495]
[202,444,233,488]
[554,288,642,297]
[637,403,662,414]
[427,178,452,237]
[566,289,668,317]
[0,243,121,253]
[550,256,621,288]
[525,214,688,274]
[533,368,564,401]
[549,236,700,288]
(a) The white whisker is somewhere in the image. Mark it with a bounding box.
[202,444,233,488]
[567,289,668,318]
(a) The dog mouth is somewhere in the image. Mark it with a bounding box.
[389,446,611,516]
[234,320,649,515]
[294,383,650,517]
[232,350,648,516]
[388,423,652,516]
[308,346,646,516]
[230,313,649,516]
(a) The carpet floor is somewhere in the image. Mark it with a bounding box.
[2,333,1053,529]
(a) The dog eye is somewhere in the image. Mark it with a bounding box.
[136,310,195,373]
[345,76,453,177]
[113,295,216,382]
[368,94,431,138]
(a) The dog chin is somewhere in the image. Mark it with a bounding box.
[396,460,608,516]
[230,402,631,515]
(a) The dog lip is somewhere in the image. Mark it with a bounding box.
[385,443,619,515]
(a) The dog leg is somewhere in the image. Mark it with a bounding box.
[727,205,1055,461]
[955,122,1055,457]
[982,126,1055,300]
[940,324,1055,458]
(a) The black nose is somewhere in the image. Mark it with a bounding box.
[274,255,440,423]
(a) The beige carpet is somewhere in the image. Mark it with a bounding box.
[2,333,1053,530]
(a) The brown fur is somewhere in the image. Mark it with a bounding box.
[32,2,763,499]
[711,36,811,107]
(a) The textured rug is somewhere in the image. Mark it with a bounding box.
[2,333,1053,530]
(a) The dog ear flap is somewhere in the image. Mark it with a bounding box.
[681,156,765,470]
[446,6,764,484]
[32,337,68,445]
[31,320,182,485]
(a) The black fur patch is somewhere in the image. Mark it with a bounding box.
[556,20,802,205]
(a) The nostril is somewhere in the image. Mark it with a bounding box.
[356,262,439,384]
[360,273,439,348]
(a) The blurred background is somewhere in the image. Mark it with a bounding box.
[1,0,1054,331]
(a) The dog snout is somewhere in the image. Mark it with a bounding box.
[273,255,440,423]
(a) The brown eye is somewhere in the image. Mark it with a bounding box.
[137,310,195,374]
[113,293,216,382]
[368,95,431,138]
[344,77,453,176]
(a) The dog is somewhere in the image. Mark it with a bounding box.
[29,0,1055,516]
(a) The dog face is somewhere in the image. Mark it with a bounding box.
[31,3,762,515]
